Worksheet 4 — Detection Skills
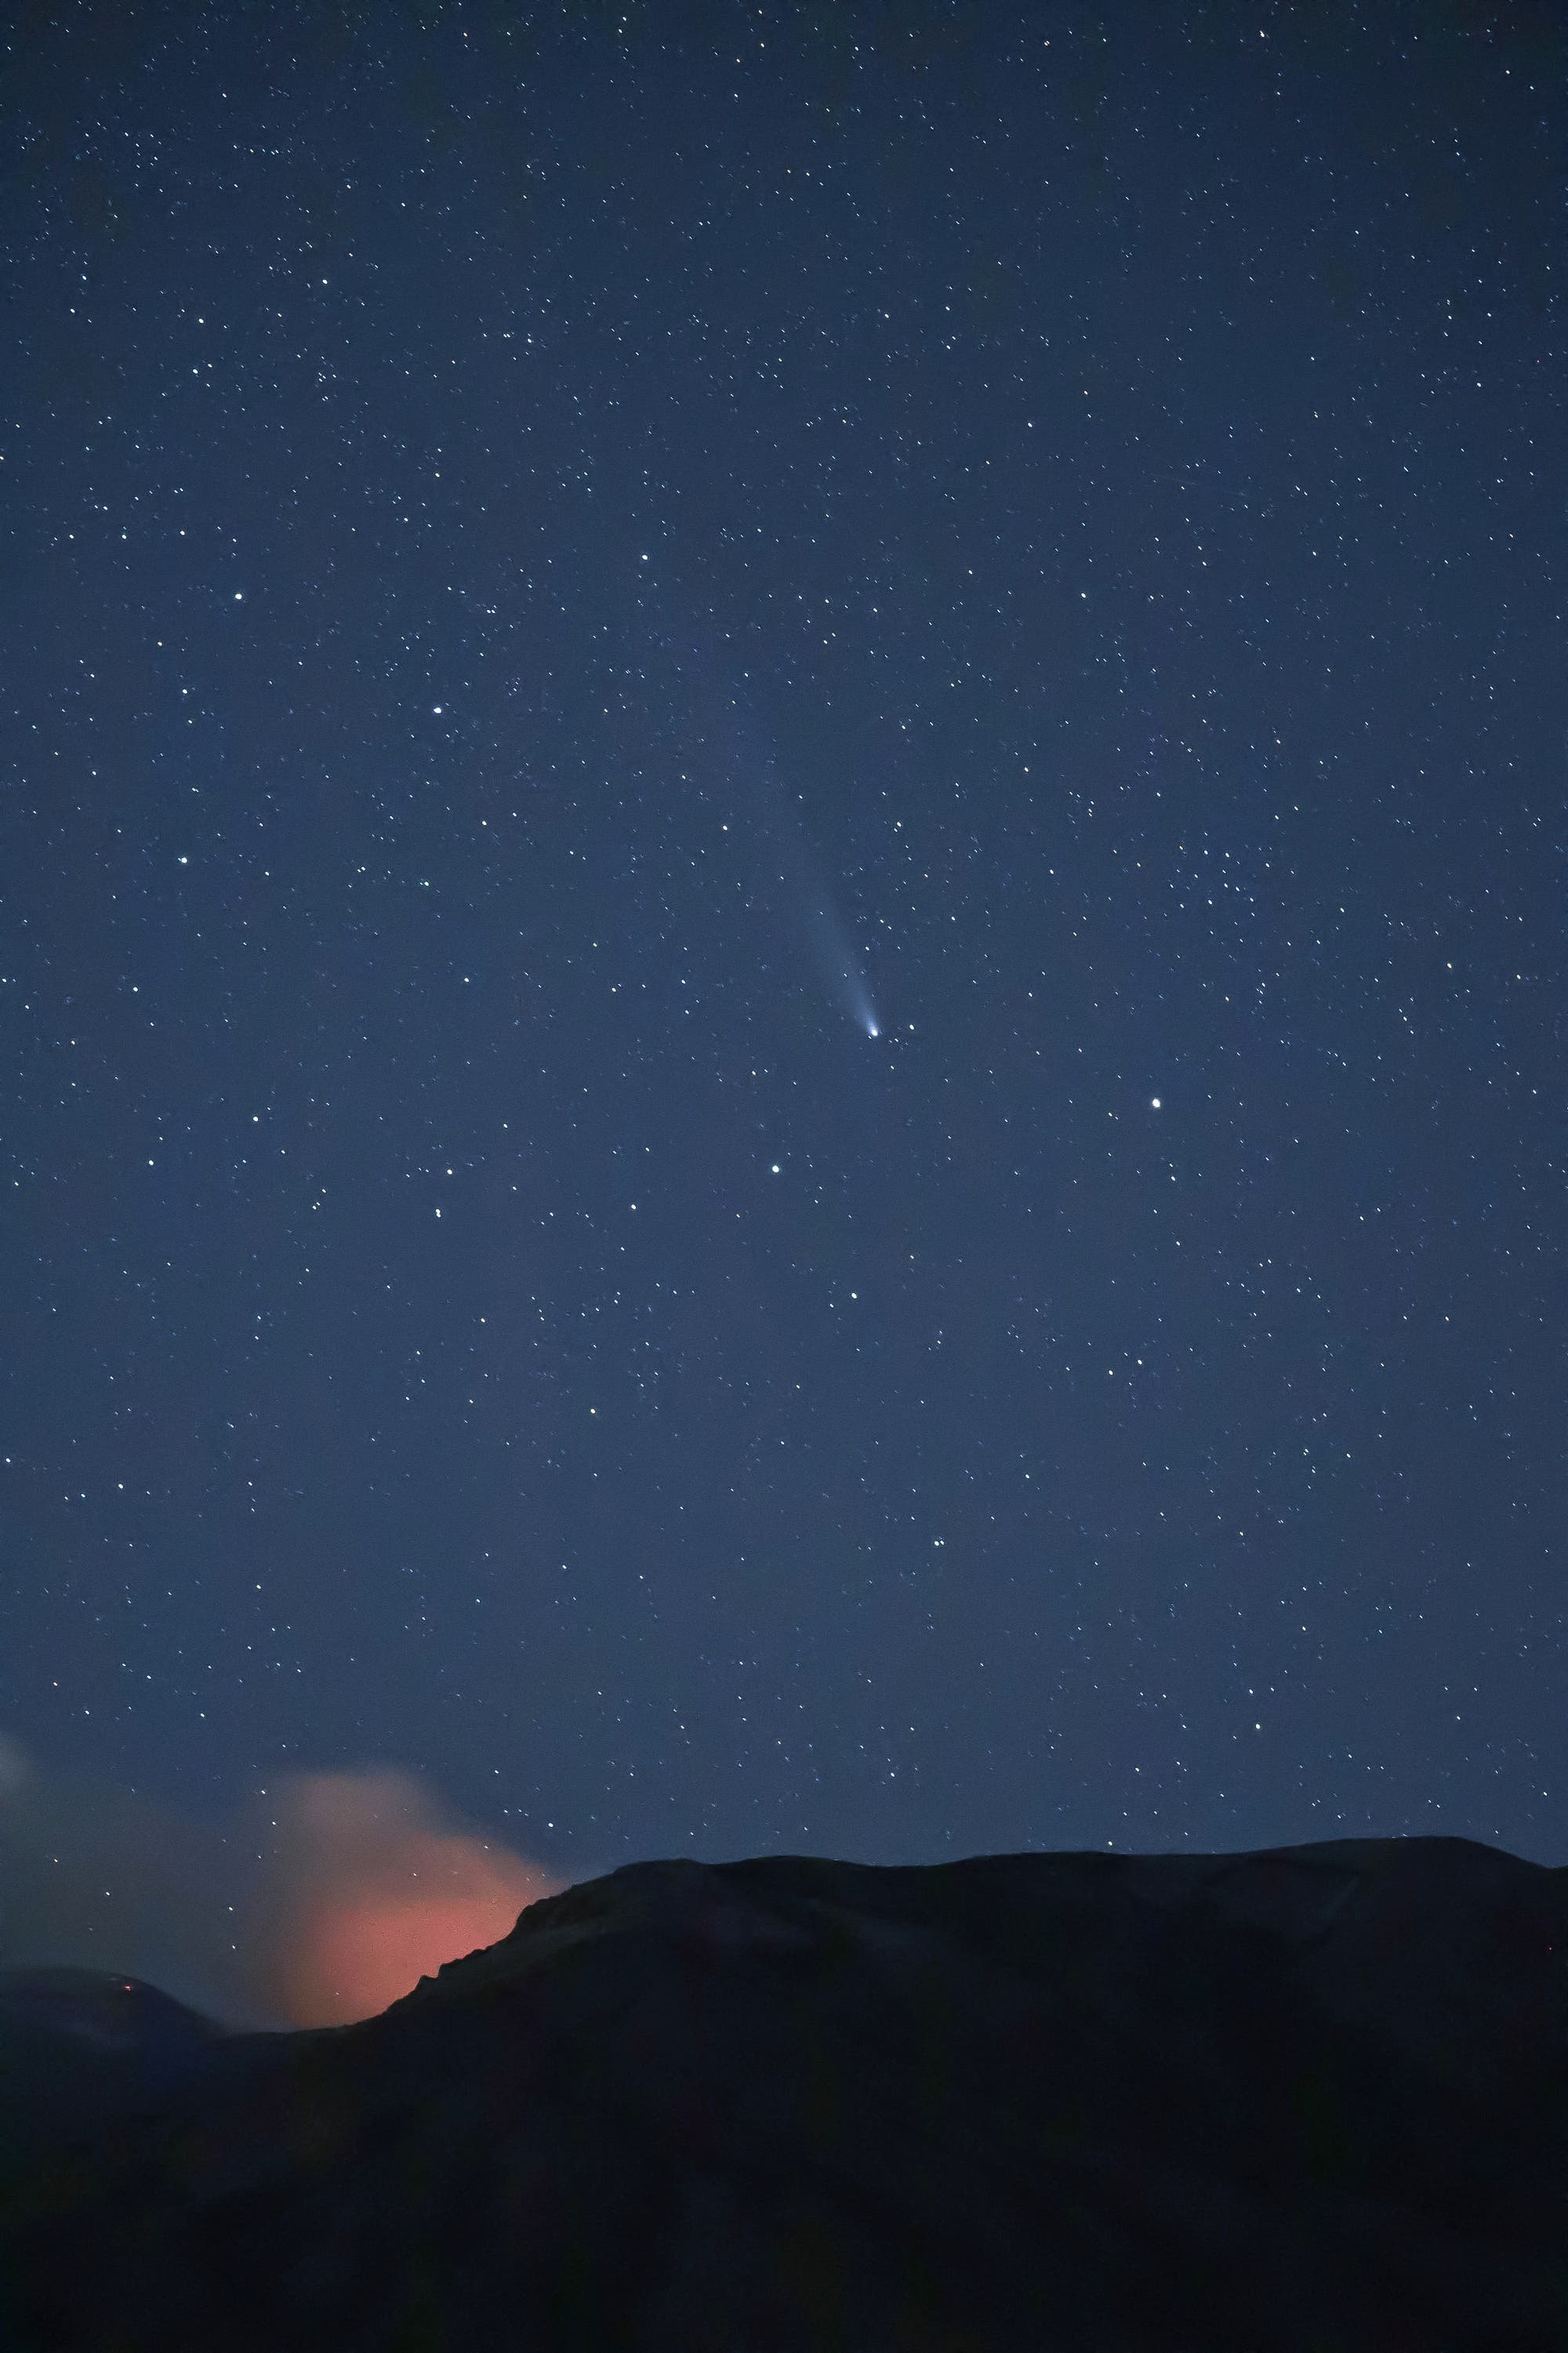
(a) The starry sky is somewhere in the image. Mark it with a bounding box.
[3,0,1564,1981]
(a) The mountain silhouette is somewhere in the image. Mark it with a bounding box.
[2,1832,1565,2349]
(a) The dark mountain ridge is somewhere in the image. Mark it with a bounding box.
[2,1832,1565,2348]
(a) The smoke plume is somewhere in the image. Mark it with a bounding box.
[0,1734,559,2028]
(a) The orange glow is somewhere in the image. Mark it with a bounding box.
[259,1770,558,2025]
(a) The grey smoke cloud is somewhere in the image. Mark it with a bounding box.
[0,1734,558,2028]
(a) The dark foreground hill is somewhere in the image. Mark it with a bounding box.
[2,1833,1566,2350]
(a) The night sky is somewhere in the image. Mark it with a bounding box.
[2,0,1563,2016]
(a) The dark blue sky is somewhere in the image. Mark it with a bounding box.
[3,0,1563,1911]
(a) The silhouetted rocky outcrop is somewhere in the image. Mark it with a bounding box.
[2,1833,1566,2348]
[0,1966,227,2176]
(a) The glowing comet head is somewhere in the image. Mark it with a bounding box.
[848,983,881,1040]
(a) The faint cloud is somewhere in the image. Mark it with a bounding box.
[0,1736,559,2029]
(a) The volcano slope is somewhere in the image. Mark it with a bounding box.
[2,1833,1565,2351]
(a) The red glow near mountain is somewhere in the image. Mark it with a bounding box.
[259,1770,559,2026]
